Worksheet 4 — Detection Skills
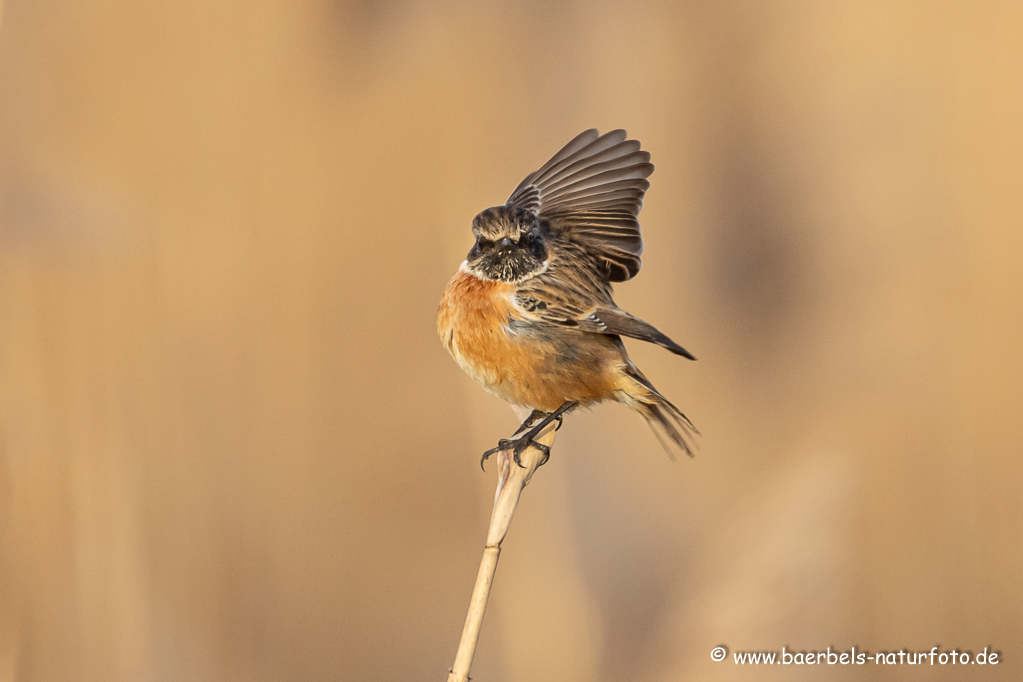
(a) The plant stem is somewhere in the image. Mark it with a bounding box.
[447,421,558,682]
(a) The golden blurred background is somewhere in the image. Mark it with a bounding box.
[1,1,1021,680]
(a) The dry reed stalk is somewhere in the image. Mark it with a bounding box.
[446,420,559,682]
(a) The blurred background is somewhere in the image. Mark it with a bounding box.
[0,0,1020,680]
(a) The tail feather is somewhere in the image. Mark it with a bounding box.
[621,366,698,460]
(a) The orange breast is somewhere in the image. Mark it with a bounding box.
[437,268,622,410]
[437,269,524,391]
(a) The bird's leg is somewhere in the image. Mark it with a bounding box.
[479,404,577,470]
[518,409,549,432]
[479,410,547,470]
[510,401,576,467]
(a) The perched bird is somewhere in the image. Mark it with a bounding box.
[437,129,697,467]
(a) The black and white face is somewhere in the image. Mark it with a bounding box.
[465,206,548,282]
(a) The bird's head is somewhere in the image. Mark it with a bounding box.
[465,206,548,282]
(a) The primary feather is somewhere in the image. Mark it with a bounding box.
[506,129,653,282]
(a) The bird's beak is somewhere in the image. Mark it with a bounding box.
[499,238,514,249]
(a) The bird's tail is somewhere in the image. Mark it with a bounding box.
[619,365,698,460]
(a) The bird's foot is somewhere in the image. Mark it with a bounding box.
[479,433,551,471]
[478,401,577,471]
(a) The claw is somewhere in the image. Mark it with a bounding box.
[534,442,551,467]
[479,401,577,472]
[512,435,532,467]
[510,435,551,468]
[480,449,495,471]
[480,439,514,471]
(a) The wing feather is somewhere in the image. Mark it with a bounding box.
[587,307,695,359]
[513,251,694,359]
[506,129,654,282]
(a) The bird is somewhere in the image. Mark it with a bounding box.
[437,129,697,468]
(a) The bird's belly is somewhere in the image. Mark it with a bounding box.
[437,270,621,411]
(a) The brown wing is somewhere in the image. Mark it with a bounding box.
[515,247,694,359]
[506,129,653,282]
[583,307,695,359]
[514,241,615,323]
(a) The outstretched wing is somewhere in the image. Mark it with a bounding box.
[506,129,653,282]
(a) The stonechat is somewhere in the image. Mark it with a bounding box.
[438,129,697,467]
